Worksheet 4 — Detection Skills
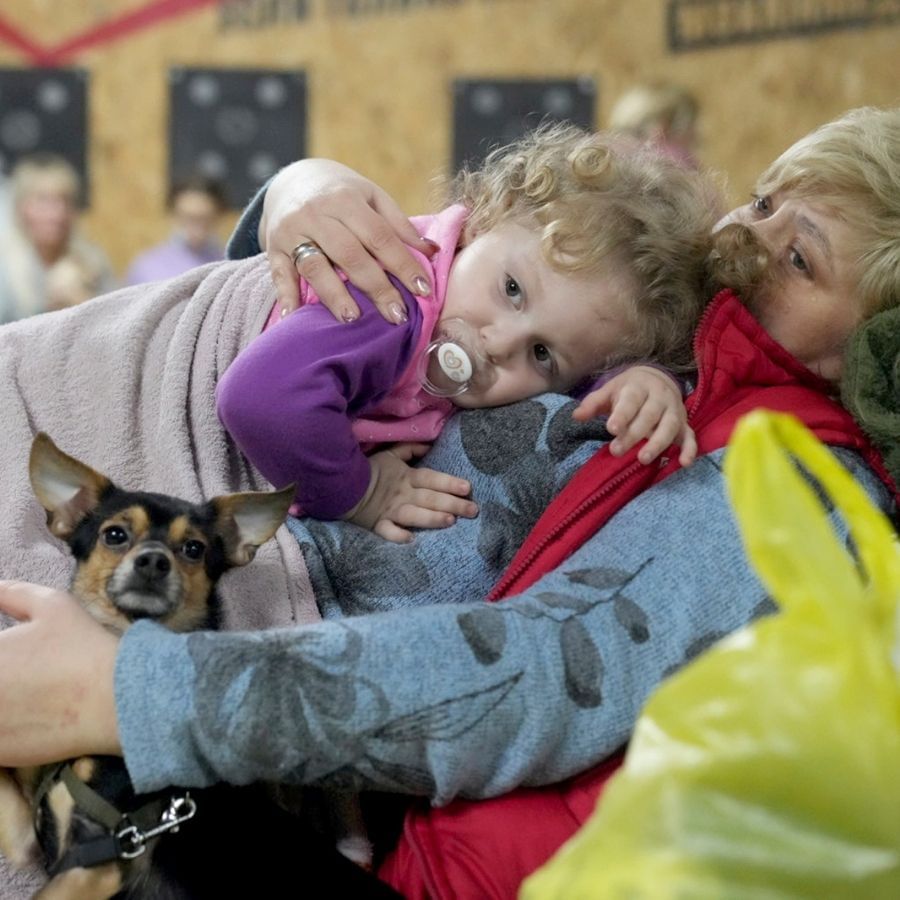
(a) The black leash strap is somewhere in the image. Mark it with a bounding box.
[40,764,197,875]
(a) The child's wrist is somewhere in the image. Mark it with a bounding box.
[341,463,377,528]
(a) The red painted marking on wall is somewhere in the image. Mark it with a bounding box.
[0,0,224,66]
[0,15,46,60]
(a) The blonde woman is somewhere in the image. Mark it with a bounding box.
[0,154,113,323]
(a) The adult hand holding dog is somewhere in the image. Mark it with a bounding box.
[0,581,121,766]
[261,159,437,322]
[344,444,479,543]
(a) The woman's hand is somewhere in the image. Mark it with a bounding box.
[0,581,121,766]
[344,444,479,543]
[260,160,438,323]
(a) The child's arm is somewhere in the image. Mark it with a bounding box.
[343,443,477,543]
[573,365,697,467]
[217,286,475,533]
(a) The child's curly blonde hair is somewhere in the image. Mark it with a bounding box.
[451,123,719,372]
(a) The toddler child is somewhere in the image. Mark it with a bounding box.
[217,125,716,541]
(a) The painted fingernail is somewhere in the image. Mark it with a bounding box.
[341,309,359,323]
[419,237,440,253]
[280,307,288,318]
[412,276,431,296]
[390,302,408,324]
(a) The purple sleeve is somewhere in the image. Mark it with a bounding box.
[216,281,423,518]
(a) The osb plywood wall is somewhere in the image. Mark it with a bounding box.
[0,0,897,273]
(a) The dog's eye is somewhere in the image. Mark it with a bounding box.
[182,540,206,561]
[102,526,129,547]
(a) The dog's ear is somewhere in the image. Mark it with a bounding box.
[29,433,112,540]
[211,485,294,567]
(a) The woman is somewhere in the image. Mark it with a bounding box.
[0,154,114,323]
[1,107,898,898]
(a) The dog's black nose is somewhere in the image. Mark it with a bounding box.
[133,549,172,582]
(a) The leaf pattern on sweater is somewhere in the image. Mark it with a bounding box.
[458,606,507,664]
[189,625,524,792]
[458,400,547,475]
[547,400,611,462]
[189,627,389,777]
[566,559,655,644]
[477,452,560,566]
[297,520,431,614]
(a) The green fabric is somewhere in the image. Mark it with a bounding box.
[841,307,900,486]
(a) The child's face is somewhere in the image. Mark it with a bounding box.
[441,220,633,408]
[715,192,863,381]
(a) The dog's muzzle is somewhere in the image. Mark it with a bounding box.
[108,542,181,619]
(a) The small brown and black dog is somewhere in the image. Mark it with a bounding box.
[0,434,398,899]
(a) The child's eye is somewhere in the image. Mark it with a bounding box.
[505,276,523,307]
[532,343,554,373]
[752,195,772,216]
[182,540,206,561]
[102,526,129,547]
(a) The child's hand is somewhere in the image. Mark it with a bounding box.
[573,366,697,467]
[344,444,479,543]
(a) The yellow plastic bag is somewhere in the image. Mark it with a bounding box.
[523,410,900,899]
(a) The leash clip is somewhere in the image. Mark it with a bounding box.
[116,793,197,860]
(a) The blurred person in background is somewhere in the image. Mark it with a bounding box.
[45,254,112,311]
[125,174,227,285]
[609,81,701,169]
[0,169,10,228]
[0,153,115,323]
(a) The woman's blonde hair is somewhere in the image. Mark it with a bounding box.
[755,106,900,316]
[452,123,719,371]
[11,152,81,206]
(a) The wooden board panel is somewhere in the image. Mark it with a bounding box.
[0,0,896,273]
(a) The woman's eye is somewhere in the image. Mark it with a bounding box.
[505,276,523,306]
[102,526,128,547]
[532,343,554,372]
[182,540,206,561]
[789,248,809,274]
[752,195,772,215]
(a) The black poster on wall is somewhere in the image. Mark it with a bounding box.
[169,67,307,209]
[0,68,89,202]
[453,78,596,172]
[668,0,900,51]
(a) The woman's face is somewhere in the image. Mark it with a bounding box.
[715,192,864,381]
[17,177,77,255]
[171,189,222,252]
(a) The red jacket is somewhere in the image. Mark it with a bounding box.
[379,291,897,898]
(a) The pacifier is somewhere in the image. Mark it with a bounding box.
[419,318,487,398]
